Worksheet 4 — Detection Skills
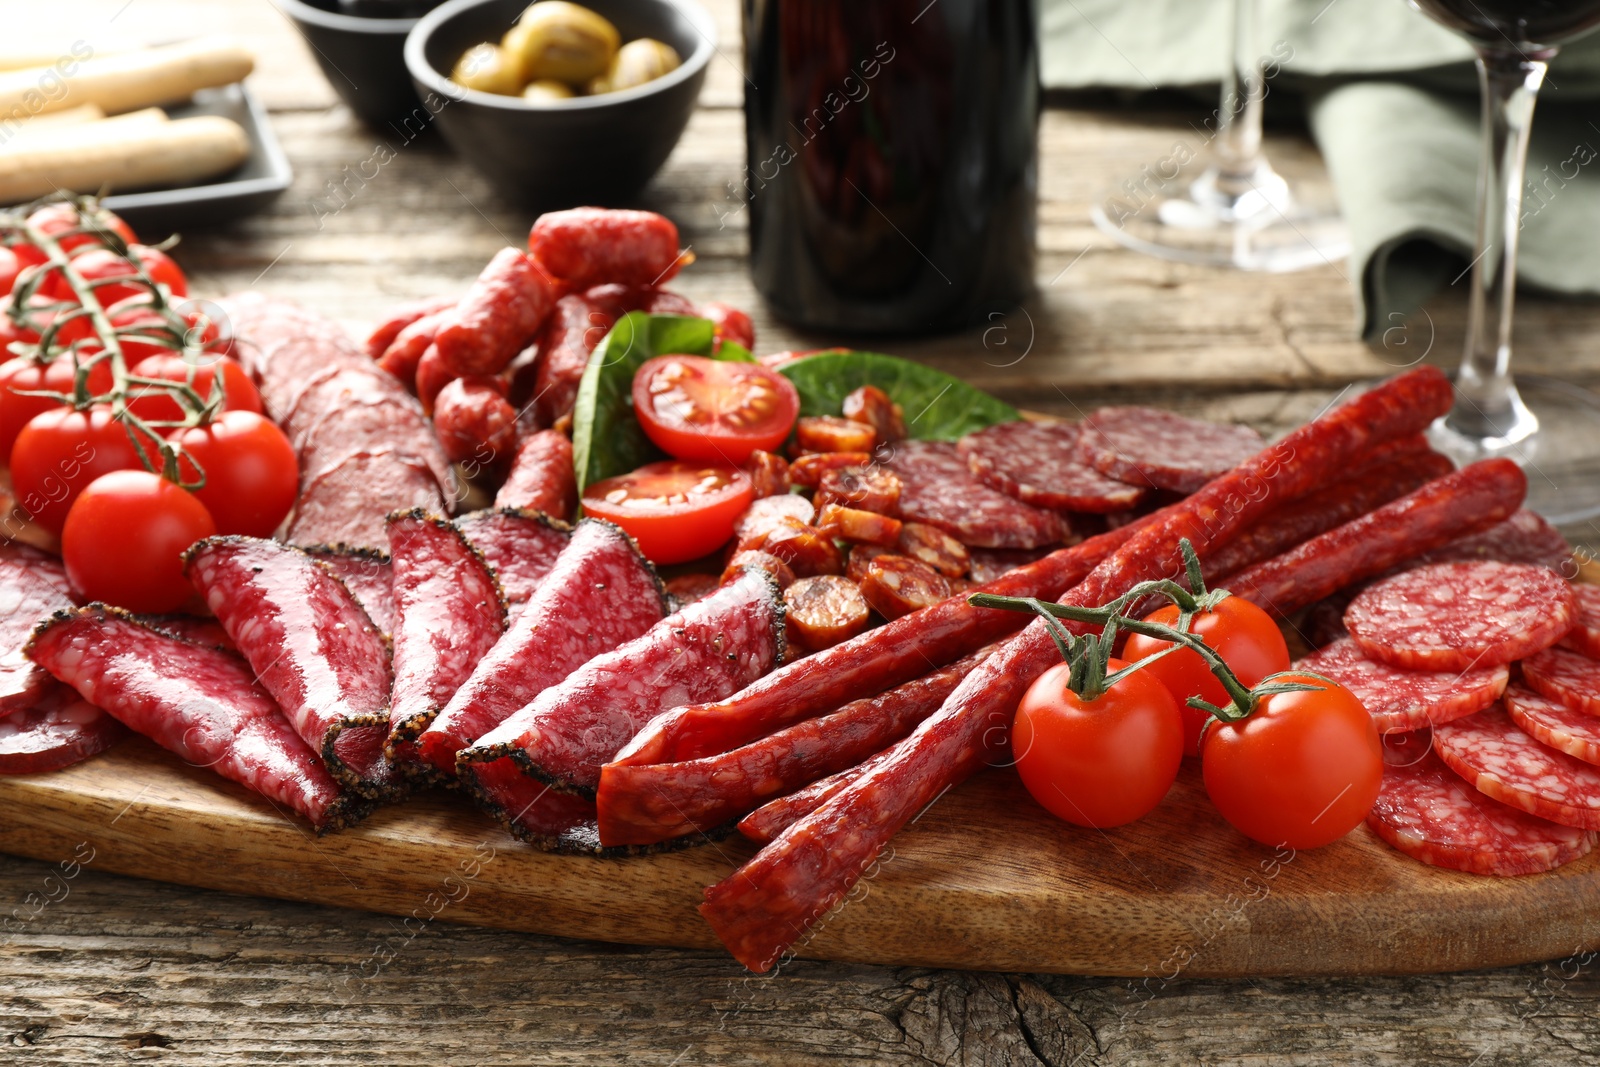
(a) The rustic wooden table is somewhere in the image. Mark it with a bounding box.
[4,1,1600,1063]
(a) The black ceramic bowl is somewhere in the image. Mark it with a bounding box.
[405,0,713,207]
[275,0,440,127]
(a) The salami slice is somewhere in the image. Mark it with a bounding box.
[280,366,408,451]
[223,296,373,421]
[958,420,1144,512]
[1414,508,1574,573]
[1345,561,1576,671]
[385,511,508,762]
[138,614,236,650]
[0,681,125,775]
[184,537,400,799]
[1368,732,1595,876]
[881,439,1066,549]
[0,549,76,713]
[461,569,782,825]
[415,519,667,776]
[1563,584,1600,659]
[287,450,446,553]
[1079,406,1264,494]
[1433,705,1600,830]
[1295,637,1507,733]
[302,546,396,637]
[454,508,571,605]
[299,394,455,502]
[1522,645,1600,718]
[1504,683,1600,766]
[598,648,991,846]
[1,541,70,599]
[27,606,369,830]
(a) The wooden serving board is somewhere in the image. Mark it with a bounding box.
[3,735,1597,977]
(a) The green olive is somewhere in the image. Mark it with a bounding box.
[505,1,620,85]
[451,42,522,96]
[589,37,681,95]
[522,79,575,102]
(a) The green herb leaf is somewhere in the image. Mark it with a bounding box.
[777,350,1020,441]
[571,313,719,492]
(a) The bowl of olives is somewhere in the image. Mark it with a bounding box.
[406,0,713,206]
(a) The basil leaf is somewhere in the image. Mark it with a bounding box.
[777,350,1020,441]
[715,340,754,363]
[571,313,718,492]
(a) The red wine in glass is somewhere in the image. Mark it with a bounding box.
[1407,0,1600,522]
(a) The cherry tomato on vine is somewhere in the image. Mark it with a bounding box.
[0,356,115,462]
[40,245,188,306]
[0,247,19,298]
[12,203,138,265]
[61,469,215,613]
[632,355,799,466]
[10,405,155,536]
[1200,671,1382,851]
[126,355,262,423]
[1011,658,1185,829]
[581,460,754,564]
[106,297,226,368]
[169,411,297,537]
[1123,597,1290,758]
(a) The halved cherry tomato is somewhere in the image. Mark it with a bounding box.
[11,405,155,536]
[169,411,297,538]
[1012,657,1184,828]
[0,356,114,463]
[632,354,799,466]
[126,355,263,423]
[1123,596,1290,757]
[1200,671,1382,850]
[40,245,189,306]
[582,460,754,564]
[61,469,215,613]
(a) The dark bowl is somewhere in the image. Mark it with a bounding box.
[405,0,713,208]
[274,0,439,127]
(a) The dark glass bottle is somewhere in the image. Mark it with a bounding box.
[741,0,1039,336]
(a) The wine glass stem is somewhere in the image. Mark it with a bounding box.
[1212,0,1265,191]
[1446,48,1552,442]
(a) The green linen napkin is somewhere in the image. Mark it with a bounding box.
[1042,0,1600,338]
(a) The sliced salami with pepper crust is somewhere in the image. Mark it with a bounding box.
[184,537,401,799]
[0,682,125,775]
[453,508,571,606]
[1433,705,1600,830]
[1078,406,1264,494]
[416,519,668,777]
[1368,732,1595,876]
[1562,584,1600,659]
[881,439,1066,549]
[1345,561,1576,671]
[1521,645,1600,718]
[1504,683,1600,766]
[958,420,1145,513]
[26,606,372,830]
[0,548,78,714]
[461,568,783,824]
[287,449,446,554]
[384,511,508,767]
[302,546,397,637]
[598,647,993,847]
[1295,637,1508,734]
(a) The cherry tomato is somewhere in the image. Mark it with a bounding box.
[10,405,154,536]
[1012,657,1184,828]
[1123,597,1291,758]
[0,356,114,462]
[632,354,799,466]
[8,292,94,348]
[126,355,263,423]
[40,245,189,306]
[1200,671,1382,850]
[106,296,225,368]
[0,247,19,298]
[581,460,754,564]
[169,411,298,538]
[14,203,138,265]
[61,469,215,613]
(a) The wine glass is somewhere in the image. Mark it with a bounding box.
[1409,0,1600,523]
[1090,0,1349,272]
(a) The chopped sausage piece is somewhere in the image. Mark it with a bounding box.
[527,208,686,289]
[796,416,876,455]
[435,247,555,377]
[789,451,873,488]
[845,544,890,583]
[817,504,903,547]
[897,521,970,578]
[375,310,447,389]
[815,466,902,517]
[784,575,872,652]
[746,450,790,498]
[761,522,844,578]
[722,550,796,590]
[495,429,578,521]
[432,377,519,467]
[366,296,456,360]
[732,494,815,548]
[859,554,951,619]
[842,385,906,444]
